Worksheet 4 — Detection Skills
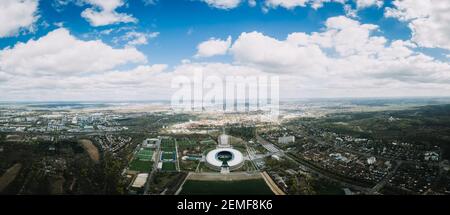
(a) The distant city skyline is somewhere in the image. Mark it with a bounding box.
[1,0,450,101]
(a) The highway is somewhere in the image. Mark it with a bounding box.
[256,134,374,194]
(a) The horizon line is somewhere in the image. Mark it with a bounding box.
[1,96,450,104]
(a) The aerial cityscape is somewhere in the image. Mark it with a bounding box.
[1,0,450,196]
[1,99,450,195]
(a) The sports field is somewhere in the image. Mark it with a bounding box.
[129,159,153,172]
[177,139,196,146]
[161,138,176,146]
[161,144,176,150]
[137,148,153,161]
[161,152,176,160]
[162,162,177,171]
[161,139,176,151]
[179,179,274,195]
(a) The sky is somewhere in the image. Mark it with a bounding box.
[0,0,449,101]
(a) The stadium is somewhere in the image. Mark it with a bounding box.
[205,148,244,171]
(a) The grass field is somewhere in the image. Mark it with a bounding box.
[161,152,176,160]
[177,139,196,146]
[161,139,176,151]
[129,159,153,172]
[200,139,216,145]
[162,162,177,171]
[161,146,176,151]
[161,138,176,146]
[179,179,274,195]
[137,148,153,161]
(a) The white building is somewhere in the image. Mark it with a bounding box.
[278,136,295,144]
[218,130,231,148]
[205,129,244,173]
[271,154,281,161]
[367,156,377,165]
[144,138,160,148]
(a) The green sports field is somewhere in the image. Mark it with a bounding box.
[162,162,177,171]
[136,148,154,161]
[161,146,176,151]
[179,179,274,195]
[161,152,176,160]
[161,139,176,151]
[177,139,196,146]
[129,159,153,172]
[161,138,176,146]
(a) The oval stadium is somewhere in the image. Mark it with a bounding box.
[205,148,244,171]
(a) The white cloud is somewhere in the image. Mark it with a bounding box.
[230,16,382,70]
[0,64,169,101]
[310,0,346,9]
[229,16,450,97]
[2,12,450,100]
[113,31,160,47]
[264,0,309,9]
[0,27,165,101]
[195,36,232,58]
[142,0,158,6]
[81,0,137,26]
[248,0,257,7]
[231,31,328,74]
[343,4,357,18]
[0,0,39,37]
[263,0,347,10]
[200,0,383,12]
[385,0,450,50]
[200,0,382,14]
[355,0,383,9]
[0,28,147,77]
[201,0,242,9]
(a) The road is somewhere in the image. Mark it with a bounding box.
[144,146,160,195]
[370,161,402,193]
[256,134,374,194]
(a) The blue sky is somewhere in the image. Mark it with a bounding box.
[0,0,418,64]
[0,0,449,101]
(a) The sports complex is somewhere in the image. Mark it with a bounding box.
[205,148,244,171]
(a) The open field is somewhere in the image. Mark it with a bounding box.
[161,152,176,160]
[177,139,196,147]
[0,163,22,192]
[78,139,99,162]
[161,139,176,146]
[179,179,274,195]
[129,159,152,172]
[162,162,176,171]
[137,149,153,161]
[161,146,176,151]
[200,139,216,145]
